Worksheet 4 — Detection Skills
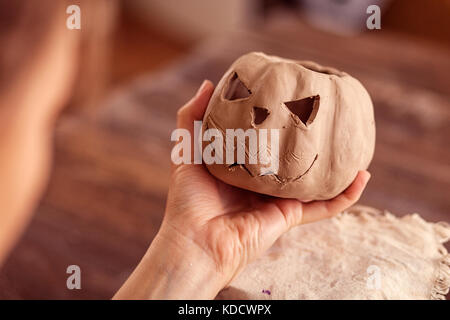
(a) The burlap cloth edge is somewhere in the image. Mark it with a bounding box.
[348,205,450,300]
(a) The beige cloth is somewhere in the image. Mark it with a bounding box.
[217,205,450,300]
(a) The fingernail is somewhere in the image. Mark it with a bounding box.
[196,80,209,96]
[364,171,371,183]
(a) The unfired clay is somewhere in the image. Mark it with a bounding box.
[202,52,375,200]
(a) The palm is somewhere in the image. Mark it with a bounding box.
[166,164,307,282]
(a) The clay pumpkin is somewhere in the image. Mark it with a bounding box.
[202,52,375,201]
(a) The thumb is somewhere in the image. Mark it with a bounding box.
[172,80,214,171]
[176,80,214,133]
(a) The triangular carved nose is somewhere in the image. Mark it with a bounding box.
[253,107,269,125]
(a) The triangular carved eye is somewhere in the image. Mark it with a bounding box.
[224,72,251,100]
[285,95,320,126]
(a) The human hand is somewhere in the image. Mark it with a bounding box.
[114,80,371,300]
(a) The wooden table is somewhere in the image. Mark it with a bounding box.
[0,20,449,299]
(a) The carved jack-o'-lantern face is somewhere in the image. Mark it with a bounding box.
[202,52,375,201]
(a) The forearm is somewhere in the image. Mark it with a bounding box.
[113,230,224,300]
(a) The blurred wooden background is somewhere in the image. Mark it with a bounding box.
[0,1,449,299]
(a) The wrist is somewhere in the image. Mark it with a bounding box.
[114,227,225,299]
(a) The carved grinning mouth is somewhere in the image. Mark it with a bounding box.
[207,115,318,185]
[273,154,318,186]
[228,154,318,186]
[228,162,254,177]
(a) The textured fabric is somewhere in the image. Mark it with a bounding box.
[217,205,450,300]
